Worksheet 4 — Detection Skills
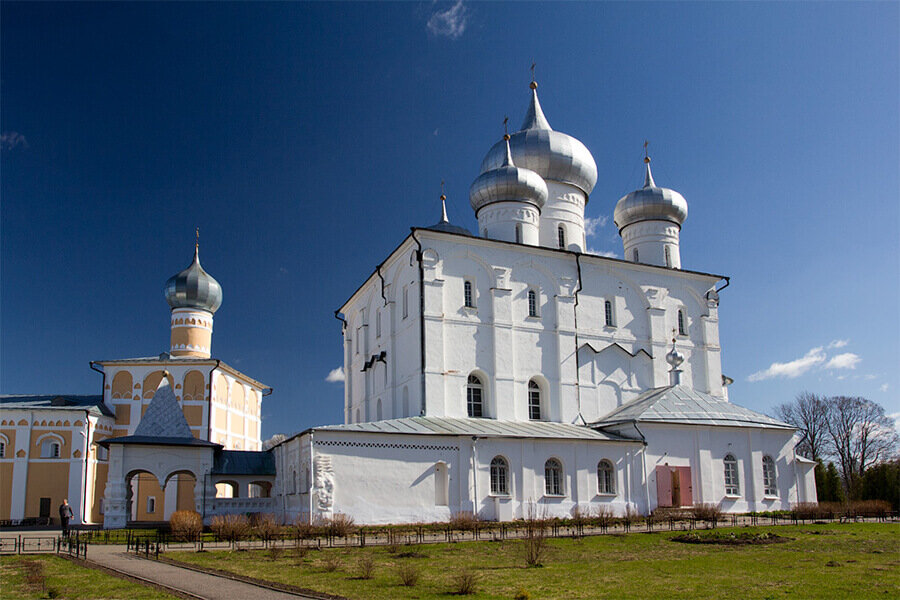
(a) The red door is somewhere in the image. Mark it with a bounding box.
[656,466,673,507]
[676,466,693,507]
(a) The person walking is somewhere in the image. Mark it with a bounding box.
[59,499,74,537]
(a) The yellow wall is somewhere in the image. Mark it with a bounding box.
[90,462,109,523]
[110,371,133,399]
[176,474,196,511]
[24,462,70,521]
[170,327,212,358]
[182,370,206,401]
[0,463,13,520]
[30,429,72,458]
[115,405,130,425]
[183,405,204,429]
[133,473,164,521]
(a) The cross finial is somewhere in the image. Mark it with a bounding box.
[503,116,509,136]
[195,227,200,250]
[439,180,448,223]
[643,140,650,164]
[530,62,537,90]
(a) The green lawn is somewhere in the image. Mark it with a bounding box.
[0,554,176,600]
[167,523,900,599]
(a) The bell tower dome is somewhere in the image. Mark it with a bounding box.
[164,235,222,358]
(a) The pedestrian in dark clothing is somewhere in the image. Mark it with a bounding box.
[59,499,74,537]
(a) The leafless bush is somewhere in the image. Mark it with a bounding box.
[169,510,203,542]
[356,555,376,580]
[396,563,420,587]
[849,500,892,518]
[449,511,479,532]
[792,502,822,520]
[325,513,356,538]
[522,503,549,568]
[691,503,723,523]
[592,505,615,528]
[569,506,589,529]
[321,553,342,572]
[251,513,281,542]
[621,505,641,527]
[267,547,283,561]
[451,567,478,595]
[21,559,47,594]
[291,546,308,565]
[210,514,251,542]
[293,515,322,540]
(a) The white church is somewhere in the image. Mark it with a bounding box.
[270,80,818,524]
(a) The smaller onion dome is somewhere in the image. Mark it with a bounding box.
[666,339,685,369]
[426,191,471,236]
[469,135,548,215]
[165,245,223,313]
[479,82,598,196]
[614,158,688,233]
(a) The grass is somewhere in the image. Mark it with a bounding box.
[165,522,900,599]
[0,554,177,599]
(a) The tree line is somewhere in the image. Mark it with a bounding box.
[774,392,898,508]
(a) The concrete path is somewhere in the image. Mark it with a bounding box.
[84,544,316,600]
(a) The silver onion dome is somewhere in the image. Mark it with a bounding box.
[479,82,598,196]
[165,245,223,313]
[614,158,688,233]
[469,136,549,215]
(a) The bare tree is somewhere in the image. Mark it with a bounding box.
[774,391,830,460]
[826,396,898,489]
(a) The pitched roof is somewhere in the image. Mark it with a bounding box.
[212,450,275,475]
[315,416,636,441]
[134,379,193,438]
[0,394,113,418]
[591,385,793,430]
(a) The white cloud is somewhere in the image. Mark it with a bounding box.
[825,352,861,370]
[880,383,890,393]
[0,131,28,151]
[827,339,849,349]
[587,247,617,258]
[325,367,345,383]
[747,346,826,382]
[427,1,468,39]
[584,216,608,237]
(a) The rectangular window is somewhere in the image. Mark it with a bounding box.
[147,497,156,514]
[604,299,615,327]
[528,289,538,317]
[402,286,409,318]
[464,280,474,308]
[376,311,382,338]
[724,458,739,496]
[355,328,361,354]
[0,441,4,458]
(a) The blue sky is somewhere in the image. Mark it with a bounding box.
[2,2,897,439]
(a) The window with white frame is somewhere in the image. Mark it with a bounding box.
[515,224,522,244]
[40,440,60,458]
[467,374,484,418]
[402,285,409,318]
[147,497,156,514]
[375,310,382,338]
[557,225,566,249]
[724,454,739,496]
[545,458,563,496]
[490,456,509,495]
[633,248,639,262]
[597,460,615,494]
[604,299,615,327]
[355,327,361,354]
[665,245,672,267]
[528,380,541,420]
[762,455,777,496]
[677,309,687,336]
[464,280,474,308]
[527,289,538,317]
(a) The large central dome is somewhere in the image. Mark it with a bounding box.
[479,83,598,196]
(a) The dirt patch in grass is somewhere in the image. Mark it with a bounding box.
[672,531,792,545]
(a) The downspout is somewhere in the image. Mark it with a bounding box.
[715,276,731,295]
[334,311,348,421]
[375,263,388,307]
[308,431,315,521]
[632,420,652,515]
[89,361,107,411]
[470,436,478,516]
[573,253,584,424]
[80,412,90,525]
[410,230,426,415]
[205,360,222,442]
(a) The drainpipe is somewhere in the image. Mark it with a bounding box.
[205,360,222,442]
[632,420,652,515]
[470,436,478,516]
[87,362,106,525]
[308,431,315,522]
[80,412,90,525]
[375,263,388,307]
[410,230,426,415]
[573,253,584,424]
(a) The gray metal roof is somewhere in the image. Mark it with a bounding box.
[165,245,223,313]
[316,416,636,441]
[100,435,218,448]
[213,450,275,475]
[592,385,794,430]
[0,394,113,418]
[134,380,193,438]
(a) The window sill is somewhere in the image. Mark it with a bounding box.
[723,494,741,500]
[596,493,617,498]
[762,495,779,500]
[525,315,541,321]
[463,306,478,313]
[489,493,511,499]
[543,494,566,499]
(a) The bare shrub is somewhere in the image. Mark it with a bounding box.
[792,502,821,520]
[325,513,356,538]
[691,503,723,524]
[267,547,283,561]
[251,513,281,542]
[592,505,615,528]
[522,503,549,568]
[357,555,376,580]
[321,553,342,572]
[448,511,478,532]
[451,567,478,595]
[849,499,891,518]
[621,505,641,527]
[210,514,251,542]
[291,546,308,565]
[21,559,46,594]
[293,515,322,540]
[396,563,420,587]
[569,506,589,529]
[169,510,203,542]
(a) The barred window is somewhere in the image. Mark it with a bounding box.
[678,309,687,336]
[604,299,615,327]
[40,440,60,458]
[724,454,739,496]
[467,375,484,418]
[545,458,563,496]
[528,289,538,318]
[665,245,672,267]
[633,248,639,262]
[597,460,615,494]
[464,280,474,308]
[763,455,777,497]
[528,380,542,420]
[490,456,509,495]
[557,226,566,249]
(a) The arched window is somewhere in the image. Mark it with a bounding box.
[545,458,563,496]
[557,226,566,249]
[376,398,383,421]
[604,299,614,327]
[490,456,509,495]
[402,285,409,318]
[528,380,541,420]
[762,456,777,496]
[467,375,484,418]
[355,408,361,423]
[515,224,522,244]
[527,289,538,318]
[633,248,639,263]
[464,280,474,308]
[724,454,739,496]
[664,245,672,267]
[40,440,61,458]
[597,460,615,494]
[677,309,686,336]
[292,470,298,494]
[376,310,382,337]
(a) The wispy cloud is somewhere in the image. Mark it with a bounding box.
[827,339,849,349]
[325,367,345,383]
[587,248,618,258]
[881,383,890,393]
[1,132,28,152]
[824,352,861,370]
[584,215,608,237]
[427,1,468,39]
[747,346,826,382]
